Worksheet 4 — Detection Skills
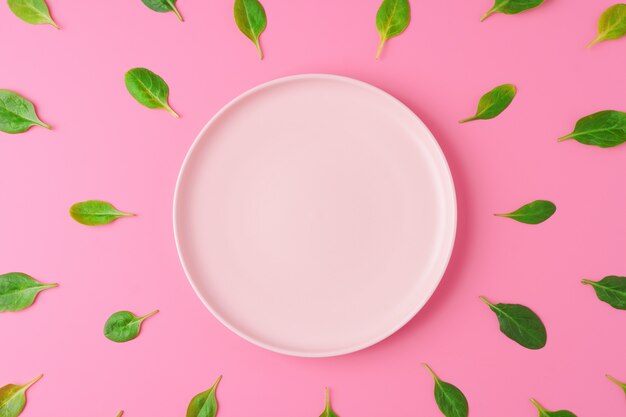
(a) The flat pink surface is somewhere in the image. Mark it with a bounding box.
[0,0,624,415]
[174,75,456,357]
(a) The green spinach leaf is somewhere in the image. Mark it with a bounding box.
[0,375,43,417]
[459,84,516,123]
[70,200,135,226]
[0,90,51,134]
[481,0,545,22]
[7,0,59,28]
[423,364,469,417]
[234,0,267,59]
[582,276,626,310]
[125,68,179,118]
[558,110,626,148]
[495,200,556,225]
[530,399,577,417]
[588,4,626,47]
[480,296,547,349]
[0,272,57,312]
[186,375,222,417]
[375,0,410,59]
[104,310,158,343]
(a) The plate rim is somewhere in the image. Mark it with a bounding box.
[173,73,457,357]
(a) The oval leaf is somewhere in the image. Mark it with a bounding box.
[234,0,267,59]
[69,200,135,226]
[481,0,545,21]
[557,110,626,148]
[319,388,339,417]
[0,90,51,134]
[531,399,577,417]
[141,0,183,22]
[375,0,410,59]
[606,375,626,397]
[124,68,179,117]
[186,375,222,417]
[423,364,469,417]
[582,276,626,310]
[459,84,516,123]
[495,200,556,225]
[588,4,626,47]
[0,272,57,312]
[0,375,42,417]
[480,296,547,349]
[7,0,59,28]
[104,310,158,343]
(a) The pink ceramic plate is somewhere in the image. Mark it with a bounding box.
[174,74,456,357]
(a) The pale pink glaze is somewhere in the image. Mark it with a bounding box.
[174,75,456,356]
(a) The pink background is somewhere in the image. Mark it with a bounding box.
[1,0,624,416]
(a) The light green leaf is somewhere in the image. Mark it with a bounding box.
[70,200,135,226]
[234,0,267,59]
[0,272,57,312]
[375,0,410,59]
[0,90,51,134]
[7,0,58,28]
[423,364,469,417]
[557,110,626,148]
[319,388,339,417]
[124,68,179,118]
[481,0,545,22]
[606,375,626,397]
[495,200,556,225]
[459,84,516,123]
[530,399,577,417]
[588,4,626,47]
[0,375,43,417]
[186,375,222,417]
[480,296,547,350]
[104,310,158,343]
[582,276,626,310]
[141,0,183,22]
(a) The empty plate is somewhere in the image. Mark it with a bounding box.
[174,74,456,357]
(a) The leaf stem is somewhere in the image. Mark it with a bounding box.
[255,40,263,60]
[587,34,603,48]
[422,363,438,380]
[530,398,545,412]
[212,375,223,390]
[140,309,159,321]
[172,5,184,22]
[581,279,594,286]
[37,121,52,130]
[164,104,180,118]
[325,387,330,408]
[376,38,386,60]
[49,19,60,29]
[480,8,496,22]
[557,134,573,142]
[23,374,43,390]
[458,117,476,124]
[607,374,625,387]
[479,296,495,307]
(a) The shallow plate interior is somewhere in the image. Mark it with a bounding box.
[174,74,456,357]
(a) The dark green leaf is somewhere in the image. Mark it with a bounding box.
[69,200,135,226]
[0,272,57,312]
[480,296,547,349]
[234,0,267,59]
[588,4,626,47]
[459,84,516,123]
[0,90,51,134]
[582,276,626,310]
[530,399,577,417]
[607,375,626,397]
[375,0,410,59]
[186,375,222,417]
[124,68,179,118]
[495,200,556,225]
[7,0,59,28]
[104,310,158,343]
[481,0,545,22]
[423,364,469,417]
[0,375,43,417]
[557,110,626,148]
[319,388,339,417]
[141,0,183,22]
